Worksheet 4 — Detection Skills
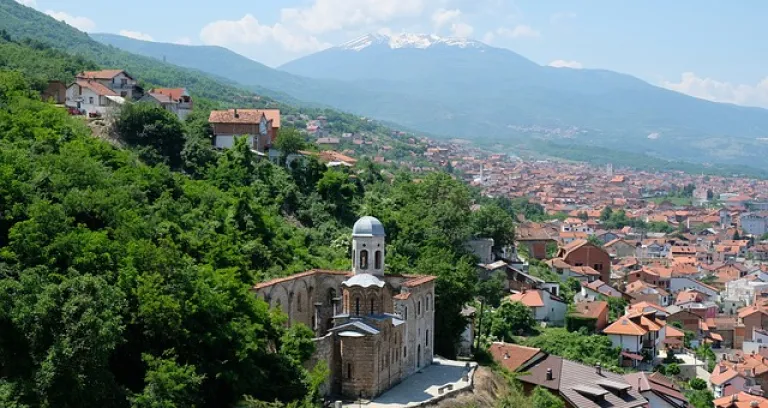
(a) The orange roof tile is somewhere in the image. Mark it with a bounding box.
[489,342,543,372]
[77,69,129,80]
[209,109,281,127]
[74,80,117,96]
[603,316,647,336]
[509,290,545,308]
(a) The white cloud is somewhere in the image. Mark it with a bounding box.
[662,72,768,109]
[15,0,36,7]
[548,60,582,69]
[431,8,461,30]
[450,22,474,38]
[280,0,425,34]
[174,37,192,45]
[550,12,577,24]
[200,14,330,54]
[481,31,495,44]
[497,24,540,39]
[44,10,96,32]
[119,30,154,41]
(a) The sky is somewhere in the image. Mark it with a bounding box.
[17,0,768,109]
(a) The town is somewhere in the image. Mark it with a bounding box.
[4,1,768,406]
[41,66,768,408]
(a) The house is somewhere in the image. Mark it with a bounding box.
[65,80,125,116]
[75,70,140,99]
[488,342,547,372]
[516,224,557,260]
[556,239,612,283]
[623,371,688,408]
[625,280,671,307]
[517,355,647,408]
[508,289,567,325]
[713,391,768,408]
[604,238,637,259]
[603,311,666,367]
[546,258,601,282]
[141,88,193,120]
[570,300,609,332]
[578,280,624,301]
[738,305,768,341]
[41,80,67,104]
[710,357,765,399]
[208,109,280,153]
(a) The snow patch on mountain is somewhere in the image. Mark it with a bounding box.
[339,33,486,51]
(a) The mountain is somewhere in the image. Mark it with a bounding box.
[92,31,768,169]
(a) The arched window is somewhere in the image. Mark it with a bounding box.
[418,300,421,315]
[370,298,375,315]
[355,297,361,315]
[327,288,337,306]
[426,295,431,311]
[375,250,382,269]
[347,363,352,379]
[359,250,369,270]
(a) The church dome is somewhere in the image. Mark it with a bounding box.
[352,216,386,237]
[343,273,385,288]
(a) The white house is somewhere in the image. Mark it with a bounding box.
[603,311,666,366]
[508,289,567,325]
[65,80,124,116]
[76,70,139,99]
[140,88,194,121]
[669,277,719,301]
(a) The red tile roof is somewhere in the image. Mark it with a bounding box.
[252,269,350,290]
[509,290,545,307]
[77,69,129,80]
[74,80,118,96]
[209,109,281,127]
[402,275,437,288]
[151,88,188,101]
[489,342,543,372]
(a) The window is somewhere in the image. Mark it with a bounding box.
[575,262,584,267]
[347,363,352,379]
[327,288,336,306]
[297,293,302,312]
[403,346,407,358]
[418,300,421,316]
[359,250,369,270]
[426,295,431,311]
[121,78,127,85]
[370,298,375,315]
[375,251,382,269]
[404,306,408,320]
[89,96,94,104]
[355,297,360,316]
[426,329,429,347]
[594,263,603,271]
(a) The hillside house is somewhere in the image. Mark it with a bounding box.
[208,109,280,153]
[41,80,67,104]
[65,80,125,116]
[603,311,666,368]
[75,70,140,99]
[509,289,567,325]
[556,239,612,283]
[141,88,193,120]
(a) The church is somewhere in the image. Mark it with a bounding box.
[253,216,437,399]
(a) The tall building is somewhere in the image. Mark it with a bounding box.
[253,216,437,399]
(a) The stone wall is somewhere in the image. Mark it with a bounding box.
[306,333,336,396]
[340,335,377,399]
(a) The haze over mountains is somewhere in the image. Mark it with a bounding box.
[91,31,768,168]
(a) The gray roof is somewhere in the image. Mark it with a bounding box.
[352,216,386,237]
[343,273,385,288]
[331,320,380,335]
[518,355,647,408]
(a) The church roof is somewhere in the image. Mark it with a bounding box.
[343,273,385,288]
[332,321,380,336]
[352,216,386,237]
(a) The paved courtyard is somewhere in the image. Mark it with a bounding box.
[343,357,477,408]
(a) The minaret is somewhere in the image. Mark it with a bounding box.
[351,216,386,276]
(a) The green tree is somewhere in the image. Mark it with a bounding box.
[490,301,537,341]
[114,102,187,167]
[587,235,603,247]
[477,273,506,308]
[131,353,204,408]
[607,297,628,321]
[687,389,714,408]
[317,168,358,220]
[577,211,589,222]
[600,207,613,221]
[274,127,305,166]
[524,328,621,371]
[688,378,707,391]
[665,363,681,376]
[471,204,515,253]
[531,386,565,408]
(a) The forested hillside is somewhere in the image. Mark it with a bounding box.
[0,32,525,406]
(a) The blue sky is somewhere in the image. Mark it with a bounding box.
[19,0,768,108]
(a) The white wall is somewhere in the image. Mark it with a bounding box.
[214,134,254,149]
[608,333,642,353]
